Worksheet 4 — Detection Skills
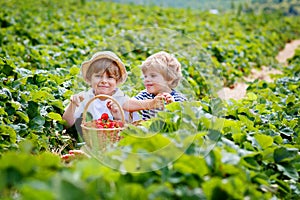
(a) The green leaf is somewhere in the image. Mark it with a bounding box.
[285,95,295,105]
[274,147,298,163]
[38,152,61,169]
[75,159,120,182]
[31,90,54,102]
[0,152,36,175]
[26,101,39,119]
[241,153,262,170]
[19,140,34,153]
[49,99,64,110]
[276,163,299,180]
[29,115,45,130]
[117,183,147,200]
[10,101,21,110]
[165,101,181,112]
[202,177,229,199]
[122,154,141,172]
[1,58,16,76]
[0,125,16,143]
[254,134,273,149]
[69,66,80,75]
[246,92,257,101]
[238,115,254,128]
[57,179,87,200]
[173,154,209,177]
[223,119,242,134]
[279,127,294,137]
[16,111,29,123]
[20,183,55,200]
[232,133,246,144]
[0,107,7,115]
[47,112,62,121]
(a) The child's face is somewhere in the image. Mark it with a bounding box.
[90,71,117,95]
[143,70,171,95]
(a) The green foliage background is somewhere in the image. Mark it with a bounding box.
[109,0,300,15]
[0,0,300,199]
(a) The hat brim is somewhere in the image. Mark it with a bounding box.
[81,51,127,85]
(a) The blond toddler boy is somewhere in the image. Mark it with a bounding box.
[123,51,186,120]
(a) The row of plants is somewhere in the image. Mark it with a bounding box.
[0,0,299,199]
[111,0,300,16]
[1,61,299,198]
[250,0,300,16]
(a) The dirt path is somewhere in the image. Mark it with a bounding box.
[276,40,300,64]
[217,39,300,100]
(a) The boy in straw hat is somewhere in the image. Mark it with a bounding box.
[123,51,186,120]
[63,51,139,131]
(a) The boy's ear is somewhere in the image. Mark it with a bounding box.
[167,79,174,84]
[167,80,173,87]
[168,79,179,88]
[86,78,91,85]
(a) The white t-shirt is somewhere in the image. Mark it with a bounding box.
[74,88,140,122]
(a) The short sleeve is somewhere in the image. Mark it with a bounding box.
[134,90,153,100]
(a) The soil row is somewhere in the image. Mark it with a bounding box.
[217,40,300,100]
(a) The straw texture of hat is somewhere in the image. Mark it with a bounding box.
[81,51,127,84]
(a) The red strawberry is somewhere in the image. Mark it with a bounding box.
[108,121,115,128]
[97,124,104,128]
[116,121,124,128]
[61,154,75,160]
[101,113,109,121]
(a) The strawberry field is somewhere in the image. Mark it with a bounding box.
[1,0,300,199]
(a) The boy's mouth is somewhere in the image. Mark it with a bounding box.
[98,85,109,88]
[145,84,153,87]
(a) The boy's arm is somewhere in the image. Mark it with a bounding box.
[106,100,122,120]
[123,95,165,112]
[62,103,77,127]
[62,93,85,127]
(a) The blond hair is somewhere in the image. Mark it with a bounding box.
[141,51,182,88]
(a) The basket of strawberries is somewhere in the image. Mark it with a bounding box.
[81,94,126,152]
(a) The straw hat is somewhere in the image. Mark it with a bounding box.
[81,51,127,84]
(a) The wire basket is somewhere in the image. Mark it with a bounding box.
[81,94,126,152]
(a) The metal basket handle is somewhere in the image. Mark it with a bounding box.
[81,94,125,124]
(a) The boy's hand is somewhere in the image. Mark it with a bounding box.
[106,100,121,120]
[70,92,84,107]
[153,94,165,109]
[162,93,175,104]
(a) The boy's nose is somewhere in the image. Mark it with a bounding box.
[99,78,107,83]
